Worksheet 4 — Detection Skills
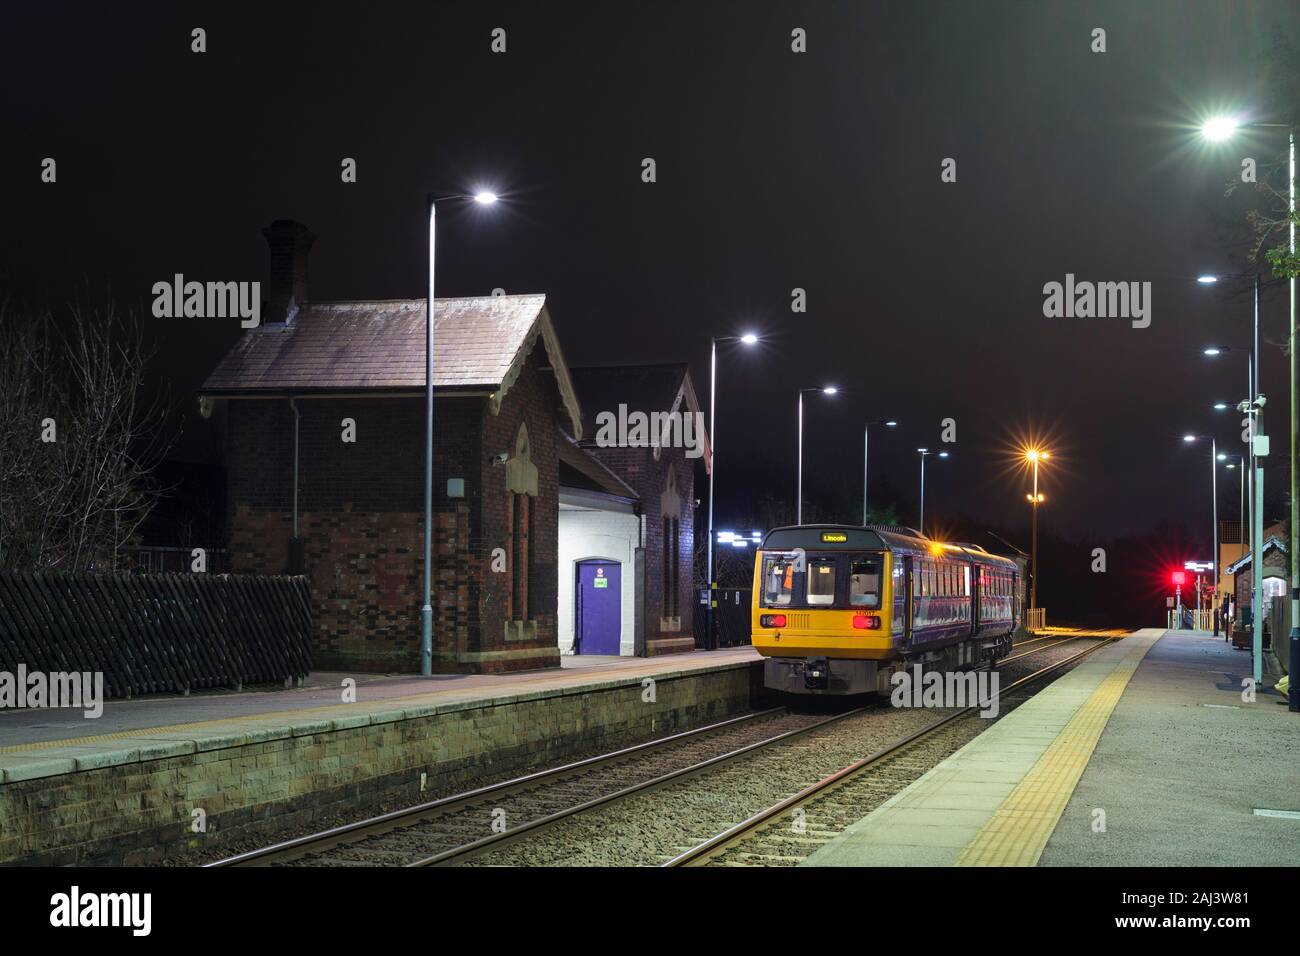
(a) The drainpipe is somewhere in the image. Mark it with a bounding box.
[287,397,305,575]
[634,505,646,657]
[290,397,301,537]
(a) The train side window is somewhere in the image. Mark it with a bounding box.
[849,558,881,607]
[806,557,837,606]
[963,565,971,597]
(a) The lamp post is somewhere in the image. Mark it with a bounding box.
[1223,453,1243,639]
[1023,449,1050,612]
[862,419,898,525]
[706,332,759,651]
[422,189,499,676]
[1183,434,1219,634]
[797,385,838,524]
[1200,115,1295,707]
[917,448,948,537]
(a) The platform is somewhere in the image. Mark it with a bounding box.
[0,648,760,755]
[0,648,761,864]
[804,628,1298,867]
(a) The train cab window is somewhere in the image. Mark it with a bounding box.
[849,557,881,607]
[806,557,837,605]
[762,555,796,606]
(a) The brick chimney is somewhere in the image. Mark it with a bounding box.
[262,220,316,325]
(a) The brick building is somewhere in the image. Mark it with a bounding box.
[198,221,707,674]
[567,365,708,657]
[200,221,583,674]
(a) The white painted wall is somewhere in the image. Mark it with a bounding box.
[558,507,640,655]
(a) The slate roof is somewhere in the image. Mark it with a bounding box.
[1225,535,1289,575]
[199,294,584,437]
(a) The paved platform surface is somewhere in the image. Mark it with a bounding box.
[0,648,760,779]
[803,628,1297,867]
[1040,629,1297,866]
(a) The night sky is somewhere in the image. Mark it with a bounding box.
[5,0,1300,576]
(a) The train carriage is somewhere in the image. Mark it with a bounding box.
[752,524,1020,695]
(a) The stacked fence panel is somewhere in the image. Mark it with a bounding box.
[0,572,312,699]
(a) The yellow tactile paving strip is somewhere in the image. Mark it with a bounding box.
[955,637,1154,866]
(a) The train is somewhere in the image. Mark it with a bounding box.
[750,524,1021,695]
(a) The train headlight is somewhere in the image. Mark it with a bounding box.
[760,614,787,628]
[852,614,881,630]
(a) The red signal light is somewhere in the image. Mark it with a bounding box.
[1172,571,1186,586]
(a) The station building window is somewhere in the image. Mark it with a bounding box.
[505,421,539,624]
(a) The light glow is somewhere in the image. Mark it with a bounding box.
[1201,116,1239,142]
[472,191,499,204]
[1197,275,1219,284]
[740,333,759,345]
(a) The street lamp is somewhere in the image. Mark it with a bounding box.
[706,332,761,650]
[1023,448,1050,613]
[862,419,899,524]
[1200,115,1295,707]
[422,189,501,676]
[797,385,838,524]
[1183,433,1220,635]
[917,448,949,537]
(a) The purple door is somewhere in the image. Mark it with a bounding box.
[577,561,621,655]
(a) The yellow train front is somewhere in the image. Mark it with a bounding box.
[751,524,1020,695]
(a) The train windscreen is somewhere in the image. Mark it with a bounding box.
[759,551,883,609]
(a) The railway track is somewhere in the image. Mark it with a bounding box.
[210,630,1119,868]
[663,631,1125,867]
[207,705,860,867]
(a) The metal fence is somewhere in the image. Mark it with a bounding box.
[1025,607,1047,630]
[123,546,231,575]
[0,571,312,699]
[693,586,753,649]
[1166,608,1233,634]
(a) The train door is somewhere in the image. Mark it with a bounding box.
[903,555,915,646]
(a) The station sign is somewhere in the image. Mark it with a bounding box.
[1183,561,1214,573]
